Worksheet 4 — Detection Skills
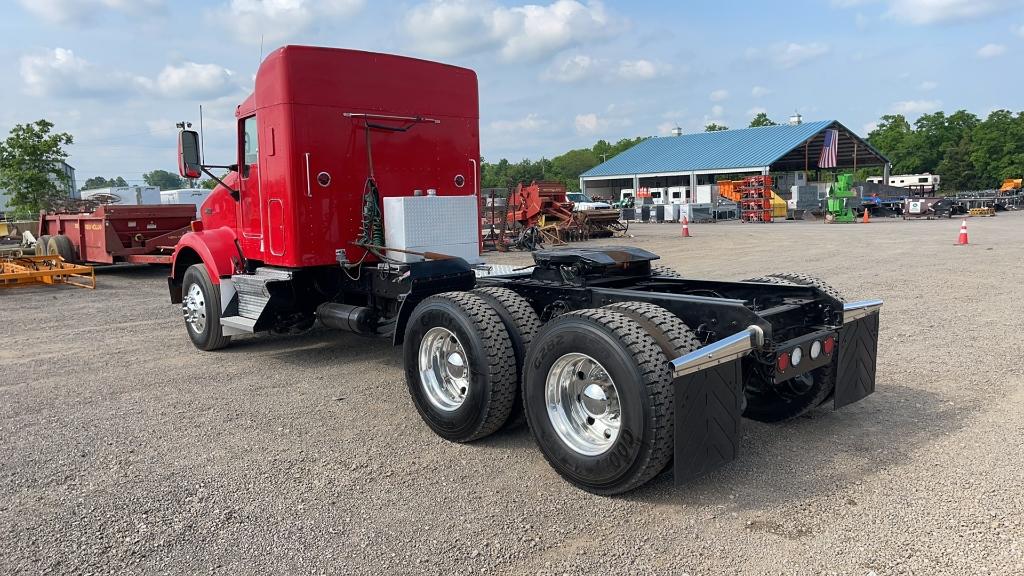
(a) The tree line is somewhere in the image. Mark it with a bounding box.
[865,109,1024,192]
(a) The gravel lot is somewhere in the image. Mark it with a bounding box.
[2,214,1022,575]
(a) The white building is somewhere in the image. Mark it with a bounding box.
[161,188,212,209]
[81,185,161,205]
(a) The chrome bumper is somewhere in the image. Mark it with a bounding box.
[843,299,884,323]
[671,325,764,377]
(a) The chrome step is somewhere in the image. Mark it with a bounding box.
[220,315,257,335]
[230,267,293,320]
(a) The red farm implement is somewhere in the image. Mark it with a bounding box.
[38,204,195,265]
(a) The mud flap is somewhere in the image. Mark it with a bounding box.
[673,358,744,483]
[834,311,880,409]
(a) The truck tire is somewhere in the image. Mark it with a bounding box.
[404,292,517,442]
[35,235,52,256]
[471,287,541,428]
[651,265,682,278]
[47,235,76,262]
[181,264,231,351]
[603,301,701,359]
[522,309,674,495]
[742,272,846,421]
[763,272,846,303]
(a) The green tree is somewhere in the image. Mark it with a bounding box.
[143,169,184,190]
[705,123,729,132]
[937,133,976,191]
[749,113,777,127]
[81,176,129,190]
[0,119,74,213]
[199,178,218,190]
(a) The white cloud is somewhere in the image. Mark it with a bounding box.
[403,0,613,62]
[746,106,767,117]
[20,48,125,97]
[18,0,164,25]
[139,62,237,99]
[976,43,1006,58]
[751,85,771,98]
[544,54,596,83]
[657,121,682,136]
[863,121,879,134]
[214,0,364,45]
[709,89,729,102]
[574,111,630,135]
[617,59,670,80]
[575,113,600,134]
[490,114,550,133]
[891,99,942,114]
[832,0,1016,25]
[1018,23,1024,37]
[710,105,725,118]
[21,48,238,100]
[885,0,1014,25]
[919,80,938,91]
[752,42,830,69]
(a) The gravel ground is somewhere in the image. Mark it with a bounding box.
[2,214,1022,575]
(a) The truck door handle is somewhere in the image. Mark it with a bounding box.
[305,153,312,197]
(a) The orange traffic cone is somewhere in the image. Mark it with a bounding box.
[956,219,969,245]
[862,208,870,223]
[681,216,691,238]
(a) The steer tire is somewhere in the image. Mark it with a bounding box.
[404,292,517,443]
[522,308,674,495]
[47,235,76,262]
[182,264,231,351]
[472,287,541,429]
[35,235,52,256]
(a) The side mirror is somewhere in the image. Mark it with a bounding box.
[178,130,202,179]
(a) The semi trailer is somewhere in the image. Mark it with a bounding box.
[168,46,883,495]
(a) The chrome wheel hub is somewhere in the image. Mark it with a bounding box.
[182,283,207,334]
[418,327,470,411]
[545,353,621,456]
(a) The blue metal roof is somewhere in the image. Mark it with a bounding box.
[581,119,837,178]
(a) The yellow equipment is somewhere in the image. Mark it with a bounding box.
[1,255,95,289]
[999,178,1022,192]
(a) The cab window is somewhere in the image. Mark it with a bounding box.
[242,116,258,165]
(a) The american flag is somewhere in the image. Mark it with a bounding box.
[818,129,838,168]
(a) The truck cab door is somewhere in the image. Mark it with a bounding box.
[238,115,263,255]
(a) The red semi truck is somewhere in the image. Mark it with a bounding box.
[169,46,883,494]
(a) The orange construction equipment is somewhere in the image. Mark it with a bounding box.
[1,255,95,289]
[681,216,691,237]
[862,208,870,223]
[956,220,969,245]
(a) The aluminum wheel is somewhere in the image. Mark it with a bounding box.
[418,327,471,412]
[182,283,207,334]
[545,353,621,456]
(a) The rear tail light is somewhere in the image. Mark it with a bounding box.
[823,336,835,355]
[810,340,822,360]
[791,346,803,366]
[777,352,790,372]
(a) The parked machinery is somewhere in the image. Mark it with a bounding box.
[825,173,858,223]
[168,46,883,494]
[506,180,624,243]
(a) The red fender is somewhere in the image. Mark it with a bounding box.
[168,227,241,302]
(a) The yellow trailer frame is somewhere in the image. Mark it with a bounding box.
[0,255,95,289]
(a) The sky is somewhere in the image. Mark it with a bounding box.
[1,0,1022,186]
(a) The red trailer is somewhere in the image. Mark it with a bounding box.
[38,204,195,265]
